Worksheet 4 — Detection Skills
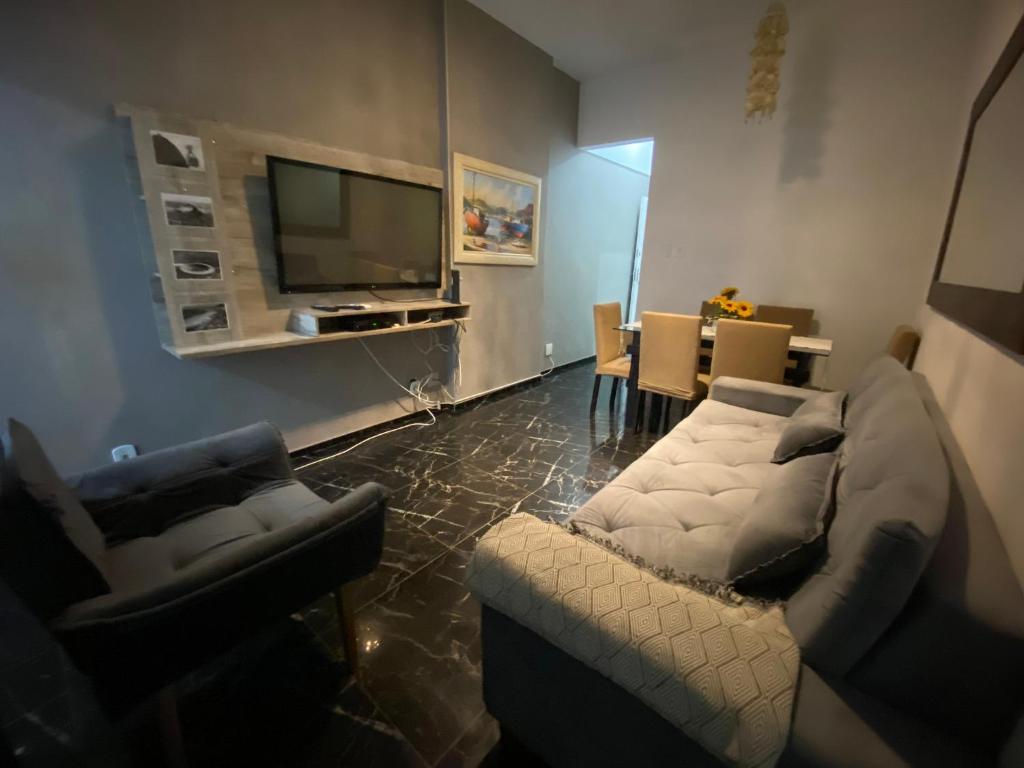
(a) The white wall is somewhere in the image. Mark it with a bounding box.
[579,0,987,389]
[915,0,1024,585]
[543,151,649,366]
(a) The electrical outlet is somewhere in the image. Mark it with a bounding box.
[545,343,554,357]
[111,444,137,462]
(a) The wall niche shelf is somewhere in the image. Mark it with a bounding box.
[163,300,470,359]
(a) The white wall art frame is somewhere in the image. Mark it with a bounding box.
[452,152,541,266]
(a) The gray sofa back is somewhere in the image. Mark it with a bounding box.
[848,375,1024,759]
[786,356,949,675]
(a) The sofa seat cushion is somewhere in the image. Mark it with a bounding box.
[570,399,788,581]
[104,480,329,595]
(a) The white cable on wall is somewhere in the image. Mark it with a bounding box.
[294,324,465,470]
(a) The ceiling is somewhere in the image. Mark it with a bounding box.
[466,0,757,81]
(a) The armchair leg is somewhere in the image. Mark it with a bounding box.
[333,586,360,673]
[662,398,672,433]
[590,375,602,411]
[158,685,188,768]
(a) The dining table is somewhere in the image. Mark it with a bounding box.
[614,320,834,427]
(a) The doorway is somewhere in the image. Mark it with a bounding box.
[626,195,648,323]
[581,139,653,323]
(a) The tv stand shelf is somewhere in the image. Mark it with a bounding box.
[162,300,469,359]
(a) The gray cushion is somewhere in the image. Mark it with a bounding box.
[569,399,789,581]
[772,390,846,463]
[785,356,949,675]
[103,480,329,595]
[70,422,296,546]
[728,452,838,586]
[0,419,110,618]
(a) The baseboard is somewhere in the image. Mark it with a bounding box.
[452,354,595,405]
[290,355,596,459]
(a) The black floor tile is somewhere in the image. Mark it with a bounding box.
[173,620,424,768]
[38,359,624,768]
[296,437,456,495]
[354,546,484,765]
[389,462,529,547]
[346,513,450,612]
[435,710,550,768]
[463,433,591,494]
[510,467,614,525]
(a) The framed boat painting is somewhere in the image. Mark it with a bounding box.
[452,153,541,266]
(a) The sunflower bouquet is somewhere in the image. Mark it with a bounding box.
[706,286,754,320]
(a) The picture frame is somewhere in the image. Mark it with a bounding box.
[150,130,206,171]
[452,153,541,266]
[172,249,222,281]
[162,193,215,228]
[181,303,229,333]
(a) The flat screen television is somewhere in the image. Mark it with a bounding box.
[267,155,443,293]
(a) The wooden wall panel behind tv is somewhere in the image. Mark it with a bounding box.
[117,104,445,357]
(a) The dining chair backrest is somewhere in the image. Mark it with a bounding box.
[638,312,703,399]
[754,305,814,336]
[593,302,625,366]
[710,319,793,384]
[887,324,921,369]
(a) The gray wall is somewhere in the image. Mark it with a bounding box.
[447,0,650,384]
[914,0,1024,587]
[0,0,647,473]
[0,0,447,473]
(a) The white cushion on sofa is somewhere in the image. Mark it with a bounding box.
[570,399,789,580]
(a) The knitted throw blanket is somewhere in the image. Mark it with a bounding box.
[467,514,800,768]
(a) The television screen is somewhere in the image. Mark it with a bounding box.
[267,156,442,293]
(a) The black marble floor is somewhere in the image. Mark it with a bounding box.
[2,362,664,767]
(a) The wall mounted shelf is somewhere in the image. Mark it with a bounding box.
[163,300,469,359]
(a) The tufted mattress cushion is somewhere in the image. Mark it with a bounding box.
[570,399,789,581]
[104,480,330,595]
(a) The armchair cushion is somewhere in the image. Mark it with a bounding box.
[53,481,388,707]
[101,480,330,595]
[0,419,110,619]
[69,422,294,545]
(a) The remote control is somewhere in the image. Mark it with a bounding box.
[312,303,369,312]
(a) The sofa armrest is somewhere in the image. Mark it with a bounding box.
[52,482,387,629]
[68,422,294,543]
[709,376,819,416]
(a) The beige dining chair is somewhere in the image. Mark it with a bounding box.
[754,305,815,384]
[710,319,793,384]
[592,302,631,412]
[754,305,814,336]
[634,312,708,433]
[887,325,921,369]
